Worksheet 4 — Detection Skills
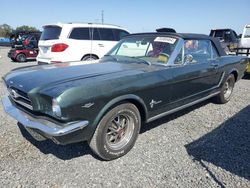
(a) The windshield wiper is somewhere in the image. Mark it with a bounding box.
[103,55,119,62]
[103,55,151,66]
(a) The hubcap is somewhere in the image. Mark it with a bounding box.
[18,54,25,62]
[106,113,134,150]
[224,79,233,99]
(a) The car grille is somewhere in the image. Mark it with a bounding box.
[8,87,33,110]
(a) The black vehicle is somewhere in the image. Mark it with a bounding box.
[209,29,239,54]
[2,32,248,160]
[10,30,41,48]
[156,27,176,33]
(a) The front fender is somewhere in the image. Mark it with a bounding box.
[91,94,148,132]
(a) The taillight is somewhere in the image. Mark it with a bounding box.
[51,43,68,52]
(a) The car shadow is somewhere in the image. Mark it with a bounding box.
[17,123,97,160]
[11,59,36,63]
[185,105,250,181]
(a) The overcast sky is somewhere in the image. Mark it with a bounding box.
[1,0,249,34]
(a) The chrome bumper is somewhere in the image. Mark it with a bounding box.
[1,96,89,137]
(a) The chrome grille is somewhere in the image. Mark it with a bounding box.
[8,87,33,110]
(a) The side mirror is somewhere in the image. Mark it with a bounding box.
[238,34,242,38]
[184,54,194,63]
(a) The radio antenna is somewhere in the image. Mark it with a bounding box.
[101,10,104,24]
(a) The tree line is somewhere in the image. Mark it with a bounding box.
[0,24,39,38]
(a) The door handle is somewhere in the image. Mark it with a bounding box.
[98,44,104,47]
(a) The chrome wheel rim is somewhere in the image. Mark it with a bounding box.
[106,113,135,150]
[18,54,25,62]
[224,79,233,99]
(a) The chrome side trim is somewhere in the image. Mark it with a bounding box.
[216,72,225,88]
[147,91,220,122]
[1,96,89,137]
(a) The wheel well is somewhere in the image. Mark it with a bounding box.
[81,54,99,60]
[16,53,26,60]
[16,53,26,57]
[93,98,148,132]
[126,99,147,123]
[102,99,147,123]
[231,71,238,81]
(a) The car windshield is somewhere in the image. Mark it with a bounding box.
[106,35,178,64]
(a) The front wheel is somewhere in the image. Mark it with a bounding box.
[16,53,26,62]
[215,74,235,104]
[89,103,141,160]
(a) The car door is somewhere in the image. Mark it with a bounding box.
[168,39,223,110]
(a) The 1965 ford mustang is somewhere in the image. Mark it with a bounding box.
[2,33,248,160]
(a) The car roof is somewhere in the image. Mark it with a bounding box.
[43,22,128,30]
[127,32,211,39]
[125,32,227,56]
[210,29,233,31]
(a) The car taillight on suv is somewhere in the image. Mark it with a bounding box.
[51,43,68,52]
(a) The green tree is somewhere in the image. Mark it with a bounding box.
[15,25,39,32]
[0,24,13,37]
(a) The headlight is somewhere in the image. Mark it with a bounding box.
[52,99,62,117]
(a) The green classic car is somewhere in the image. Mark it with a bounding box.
[2,33,248,160]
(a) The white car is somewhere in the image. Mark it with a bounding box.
[239,24,250,48]
[37,23,129,64]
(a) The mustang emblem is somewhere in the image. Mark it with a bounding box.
[149,99,162,108]
[82,103,94,108]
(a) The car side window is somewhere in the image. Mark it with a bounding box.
[99,28,115,41]
[92,28,100,40]
[174,47,184,65]
[210,42,219,59]
[113,29,129,41]
[69,28,90,40]
[182,39,219,64]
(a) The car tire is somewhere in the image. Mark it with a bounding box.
[89,103,141,160]
[11,58,16,62]
[81,55,98,61]
[215,74,235,104]
[16,53,26,62]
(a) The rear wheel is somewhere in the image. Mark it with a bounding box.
[81,55,98,61]
[89,103,141,160]
[16,53,26,62]
[215,74,235,104]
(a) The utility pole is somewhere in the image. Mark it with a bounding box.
[101,10,104,24]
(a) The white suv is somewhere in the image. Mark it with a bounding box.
[239,24,250,48]
[37,23,129,64]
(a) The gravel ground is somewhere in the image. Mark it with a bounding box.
[0,46,249,188]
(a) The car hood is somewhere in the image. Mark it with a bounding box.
[3,61,147,94]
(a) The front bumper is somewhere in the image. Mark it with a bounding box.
[1,96,89,144]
